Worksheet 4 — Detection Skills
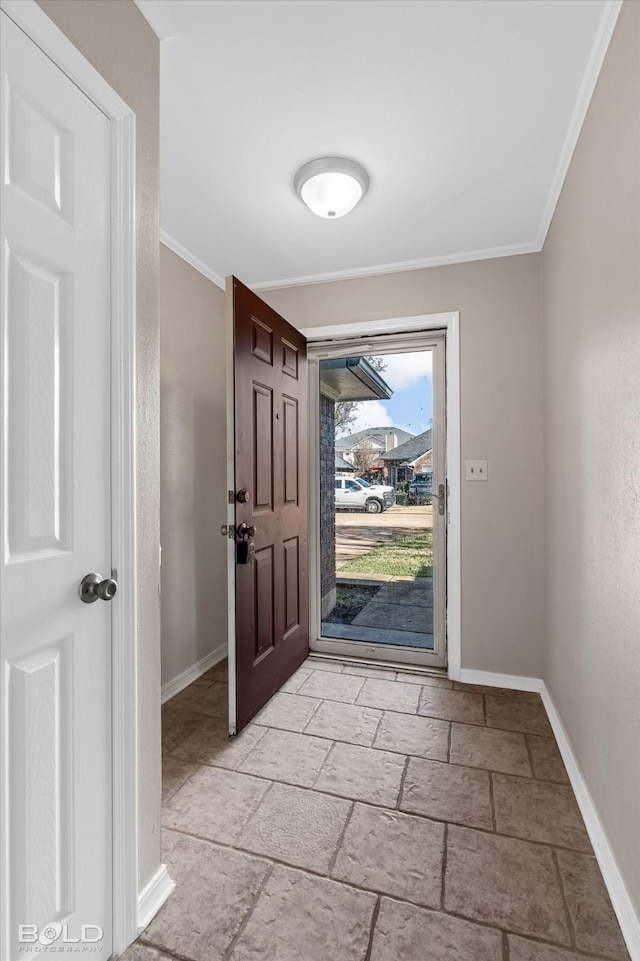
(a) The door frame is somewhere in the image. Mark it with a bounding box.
[0,0,139,953]
[305,312,461,680]
[224,278,238,734]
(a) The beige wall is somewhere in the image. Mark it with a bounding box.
[36,0,162,891]
[260,253,544,678]
[542,0,640,916]
[160,245,228,686]
[159,251,544,679]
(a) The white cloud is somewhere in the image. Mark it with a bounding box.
[348,400,394,434]
[370,350,432,392]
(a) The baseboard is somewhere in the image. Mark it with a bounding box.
[137,863,175,933]
[457,668,639,958]
[541,684,640,961]
[458,668,544,693]
[161,643,228,705]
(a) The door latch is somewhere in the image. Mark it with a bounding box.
[235,522,256,565]
[220,524,236,539]
[431,484,446,516]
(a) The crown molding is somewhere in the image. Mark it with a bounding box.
[160,231,225,290]
[159,233,539,294]
[535,0,623,249]
[133,0,178,41]
[250,242,539,290]
[153,1,622,287]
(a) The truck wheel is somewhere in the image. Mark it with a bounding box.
[365,499,383,514]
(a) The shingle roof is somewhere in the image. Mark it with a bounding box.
[335,426,414,451]
[380,428,433,462]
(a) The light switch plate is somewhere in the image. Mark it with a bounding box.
[466,459,488,481]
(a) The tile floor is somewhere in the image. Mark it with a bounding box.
[128,657,630,961]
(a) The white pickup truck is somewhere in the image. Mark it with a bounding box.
[334,475,396,514]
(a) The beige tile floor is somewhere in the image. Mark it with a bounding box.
[127,658,630,961]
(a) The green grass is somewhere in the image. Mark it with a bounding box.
[338,531,433,577]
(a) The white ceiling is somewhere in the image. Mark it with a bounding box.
[137,0,619,289]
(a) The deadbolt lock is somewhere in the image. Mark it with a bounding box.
[236,488,250,504]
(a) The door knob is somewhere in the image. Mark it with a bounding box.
[79,573,118,604]
[236,523,256,539]
[236,488,250,503]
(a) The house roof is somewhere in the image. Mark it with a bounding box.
[336,426,414,452]
[335,454,355,472]
[381,428,433,462]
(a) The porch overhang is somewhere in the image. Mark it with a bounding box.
[319,357,393,402]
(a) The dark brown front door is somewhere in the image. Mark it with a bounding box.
[231,278,309,732]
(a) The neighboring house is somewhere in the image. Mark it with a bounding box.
[336,426,414,475]
[335,453,355,472]
[381,428,433,486]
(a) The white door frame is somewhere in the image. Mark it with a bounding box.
[224,278,238,735]
[305,312,461,680]
[0,1,139,953]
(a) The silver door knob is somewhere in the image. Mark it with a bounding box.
[79,573,118,604]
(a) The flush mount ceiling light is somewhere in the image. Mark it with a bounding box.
[294,157,370,219]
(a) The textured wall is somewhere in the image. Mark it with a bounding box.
[36,0,161,892]
[160,245,228,685]
[260,253,544,678]
[542,0,640,917]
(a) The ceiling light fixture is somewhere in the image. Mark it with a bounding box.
[294,157,370,219]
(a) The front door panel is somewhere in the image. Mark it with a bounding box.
[0,14,112,960]
[230,279,308,732]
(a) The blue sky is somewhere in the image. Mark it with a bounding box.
[341,350,433,438]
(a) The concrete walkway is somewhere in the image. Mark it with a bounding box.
[324,576,434,650]
[329,506,434,648]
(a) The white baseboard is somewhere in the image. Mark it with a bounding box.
[457,669,638,959]
[458,668,544,693]
[137,863,175,933]
[541,684,640,961]
[161,643,228,705]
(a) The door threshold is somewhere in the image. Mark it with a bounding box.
[312,635,446,671]
[307,650,448,679]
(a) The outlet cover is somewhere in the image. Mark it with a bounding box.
[466,459,488,481]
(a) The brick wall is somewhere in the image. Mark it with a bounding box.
[413,451,433,472]
[319,393,336,618]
